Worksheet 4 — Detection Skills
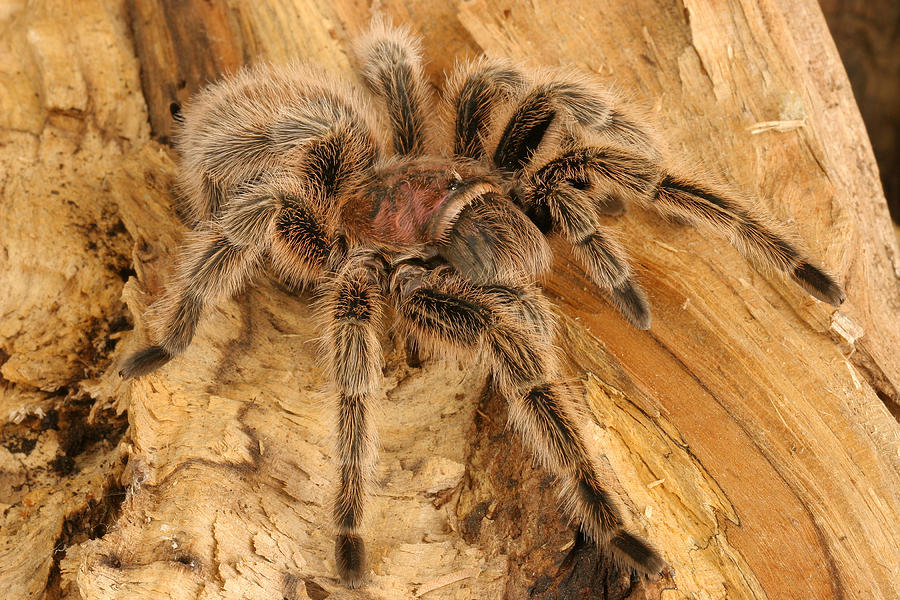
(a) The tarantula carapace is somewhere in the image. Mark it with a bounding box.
[120,18,844,588]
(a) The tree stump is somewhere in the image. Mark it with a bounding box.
[1,1,898,599]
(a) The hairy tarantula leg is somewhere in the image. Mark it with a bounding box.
[576,238,650,330]
[391,266,665,576]
[120,220,268,379]
[522,146,657,328]
[270,199,339,289]
[320,256,385,588]
[175,61,381,226]
[441,194,552,283]
[479,282,558,342]
[443,57,525,159]
[492,78,657,174]
[269,110,379,288]
[492,87,557,173]
[355,18,430,156]
[650,174,846,306]
[512,384,664,575]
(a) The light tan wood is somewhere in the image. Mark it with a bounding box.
[0,1,897,599]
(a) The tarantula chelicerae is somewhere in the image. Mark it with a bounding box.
[120,18,845,587]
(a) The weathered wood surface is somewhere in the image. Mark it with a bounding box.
[1,1,898,599]
[821,0,900,223]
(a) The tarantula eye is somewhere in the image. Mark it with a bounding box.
[447,169,463,190]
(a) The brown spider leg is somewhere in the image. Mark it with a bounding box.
[268,116,379,287]
[273,117,379,208]
[176,62,380,226]
[269,198,337,289]
[492,79,657,175]
[524,143,845,310]
[119,214,271,379]
[444,57,524,159]
[649,174,846,306]
[492,88,557,174]
[319,254,385,588]
[520,146,658,328]
[478,282,557,342]
[574,226,650,330]
[355,18,430,156]
[440,193,552,283]
[391,265,665,576]
[124,108,378,377]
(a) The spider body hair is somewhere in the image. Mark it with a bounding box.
[120,17,846,589]
[354,16,431,157]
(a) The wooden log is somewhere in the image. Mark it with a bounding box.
[820,0,900,222]
[0,1,897,599]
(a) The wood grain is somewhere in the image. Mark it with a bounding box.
[821,0,900,222]
[0,1,897,599]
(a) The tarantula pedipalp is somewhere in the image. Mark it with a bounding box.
[119,18,844,588]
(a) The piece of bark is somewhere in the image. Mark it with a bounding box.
[0,1,898,600]
[0,2,141,598]
[127,0,247,144]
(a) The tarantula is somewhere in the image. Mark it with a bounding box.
[120,18,844,588]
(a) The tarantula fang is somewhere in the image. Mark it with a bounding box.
[120,17,844,588]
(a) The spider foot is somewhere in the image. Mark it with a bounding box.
[793,262,845,307]
[608,530,667,578]
[611,280,651,330]
[119,345,172,379]
[335,534,367,588]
